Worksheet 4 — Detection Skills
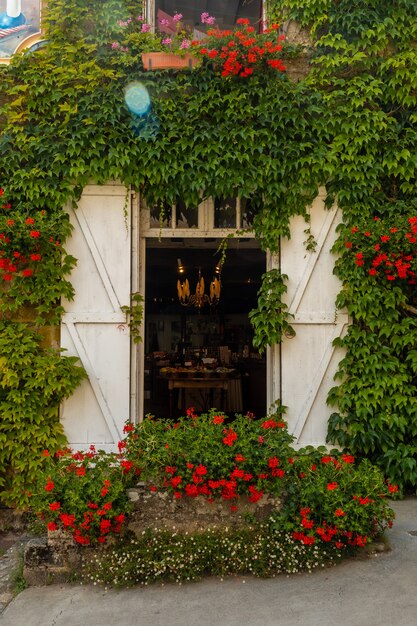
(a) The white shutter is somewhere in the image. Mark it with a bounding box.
[280,192,348,447]
[60,183,131,451]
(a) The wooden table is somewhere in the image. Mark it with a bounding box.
[166,376,230,415]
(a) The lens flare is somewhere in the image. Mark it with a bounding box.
[124,81,151,117]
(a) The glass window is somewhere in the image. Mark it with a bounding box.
[154,1,263,33]
[214,197,237,229]
[176,199,198,228]
[150,201,173,228]
[241,198,256,228]
[149,200,198,228]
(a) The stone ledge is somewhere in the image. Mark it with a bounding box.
[127,485,282,535]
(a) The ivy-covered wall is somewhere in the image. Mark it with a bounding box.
[1,0,417,503]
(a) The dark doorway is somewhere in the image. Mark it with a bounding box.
[144,239,266,419]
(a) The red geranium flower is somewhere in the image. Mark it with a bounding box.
[327,482,338,491]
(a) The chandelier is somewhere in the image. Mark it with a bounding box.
[176,258,222,309]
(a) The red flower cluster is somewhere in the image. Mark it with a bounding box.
[222,428,238,446]
[292,506,370,549]
[36,445,134,546]
[346,216,417,285]
[195,19,286,78]
[150,444,290,505]
[0,204,59,283]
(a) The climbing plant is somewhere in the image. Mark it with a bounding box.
[0,0,416,497]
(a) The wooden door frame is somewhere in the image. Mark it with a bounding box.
[132,196,273,422]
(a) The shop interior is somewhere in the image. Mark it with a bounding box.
[144,239,266,419]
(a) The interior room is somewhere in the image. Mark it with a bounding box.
[144,238,266,419]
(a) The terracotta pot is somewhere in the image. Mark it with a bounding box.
[141,52,198,71]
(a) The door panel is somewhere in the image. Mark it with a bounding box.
[280,193,348,447]
[60,183,131,451]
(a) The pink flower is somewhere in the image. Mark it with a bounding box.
[162,37,172,45]
[141,23,151,33]
[173,13,183,22]
[201,12,215,25]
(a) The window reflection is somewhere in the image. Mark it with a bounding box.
[149,200,198,229]
[154,1,263,32]
[214,197,236,229]
[176,199,198,228]
[241,198,256,228]
[150,202,173,228]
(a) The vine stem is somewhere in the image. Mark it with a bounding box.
[402,303,417,316]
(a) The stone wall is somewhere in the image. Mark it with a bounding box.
[23,488,282,585]
[127,483,282,535]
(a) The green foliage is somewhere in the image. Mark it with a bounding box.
[120,292,144,344]
[56,413,394,586]
[82,523,342,586]
[124,409,294,499]
[0,322,87,508]
[30,446,135,545]
[249,269,295,352]
[0,207,76,323]
[282,450,396,542]
[0,0,417,498]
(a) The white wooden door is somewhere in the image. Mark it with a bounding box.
[60,183,132,451]
[280,192,348,447]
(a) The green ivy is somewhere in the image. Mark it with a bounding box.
[249,269,295,353]
[0,0,417,495]
[0,322,87,508]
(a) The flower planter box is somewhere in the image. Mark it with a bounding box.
[141,52,198,71]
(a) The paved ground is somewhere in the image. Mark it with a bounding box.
[1,498,416,626]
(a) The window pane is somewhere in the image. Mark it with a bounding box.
[154,1,263,32]
[150,202,173,228]
[241,198,257,228]
[176,199,198,228]
[214,197,236,229]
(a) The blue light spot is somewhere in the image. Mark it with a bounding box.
[124,82,151,117]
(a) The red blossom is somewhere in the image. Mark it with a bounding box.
[327,482,338,491]
[185,483,199,497]
[60,513,76,528]
[301,517,314,529]
[222,428,238,446]
[121,460,133,473]
[45,480,55,492]
[49,501,61,511]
